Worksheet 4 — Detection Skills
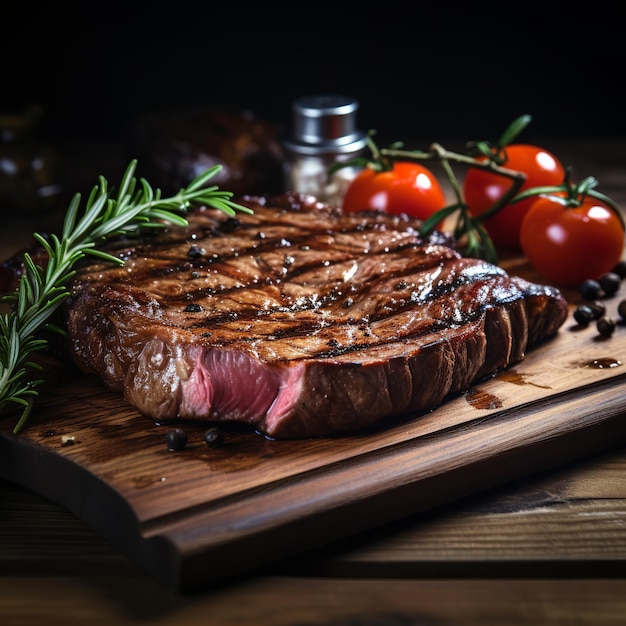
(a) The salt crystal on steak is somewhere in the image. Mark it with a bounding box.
[63,193,569,438]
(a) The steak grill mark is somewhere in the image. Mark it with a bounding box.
[81,201,461,332]
[64,193,569,438]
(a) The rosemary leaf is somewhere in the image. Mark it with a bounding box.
[0,160,250,434]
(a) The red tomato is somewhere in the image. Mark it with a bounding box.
[463,144,566,249]
[342,162,446,222]
[520,193,625,287]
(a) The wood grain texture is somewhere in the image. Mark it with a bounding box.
[4,445,626,574]
[1,137,626,621]
[3,444,626,624]
[272,445,626,578]
[1,276,626,590]
[1,576,626,626]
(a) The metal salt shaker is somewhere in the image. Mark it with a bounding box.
[283,95,368,206]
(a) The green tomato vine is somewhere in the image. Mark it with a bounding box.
[332,114,624,265]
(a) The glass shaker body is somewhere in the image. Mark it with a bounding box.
[283,95,368,207]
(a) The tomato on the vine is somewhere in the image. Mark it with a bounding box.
[520,192,625,287]
[342,161,446,223]
[463,144,566,249]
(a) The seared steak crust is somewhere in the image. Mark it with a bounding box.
[64,193,569,438]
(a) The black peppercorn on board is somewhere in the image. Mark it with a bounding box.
[1,260,626,592]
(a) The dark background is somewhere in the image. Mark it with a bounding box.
[4,4,625,150]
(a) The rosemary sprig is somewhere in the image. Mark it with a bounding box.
[0,159,252,434]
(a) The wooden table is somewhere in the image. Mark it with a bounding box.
[1,138,626,625]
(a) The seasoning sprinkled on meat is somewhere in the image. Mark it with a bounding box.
[63,193,569,438]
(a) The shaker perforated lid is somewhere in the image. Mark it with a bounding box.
[284,94,368,156]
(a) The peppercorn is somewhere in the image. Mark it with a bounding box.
[597,317,616,338]
[573,304,595,326]
[166,427,188,451]
[618,299,626,321]
[204,427,224,447]
[587,300,606,320]
[187,245,204,259]
[579,279,603,301]
[598,272,622,297]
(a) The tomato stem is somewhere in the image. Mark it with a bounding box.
[495,114,533,151]
[380,142,527,264]
[509,170,626,232]
[329,114,623,265]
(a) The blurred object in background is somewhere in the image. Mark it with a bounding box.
[282,94,368,205]
[0,104,63,214]
[127,107,286,197]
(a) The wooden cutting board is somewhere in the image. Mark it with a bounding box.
[2,260,626,592]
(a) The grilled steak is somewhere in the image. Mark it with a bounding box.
[62,193,569,438]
